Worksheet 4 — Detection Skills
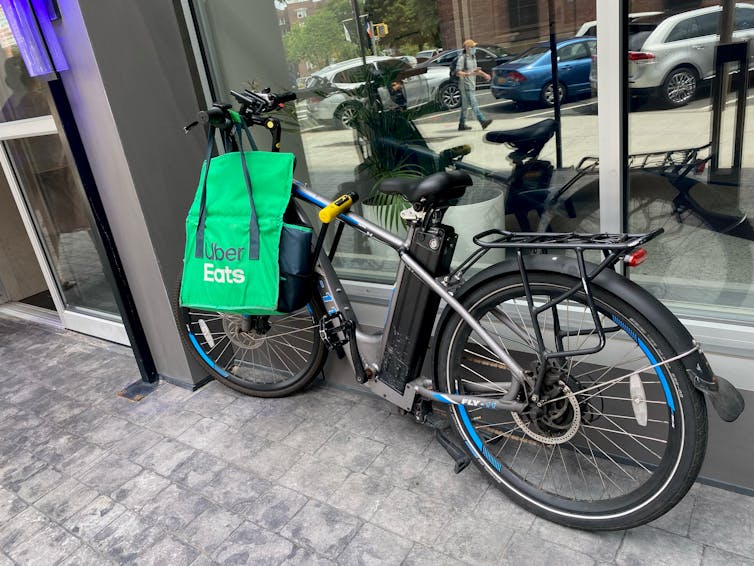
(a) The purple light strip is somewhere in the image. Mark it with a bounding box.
[0,0,67,78]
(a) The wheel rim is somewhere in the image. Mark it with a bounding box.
[181,305,321,391]
[444,282,686,519]
[339,105,358,128]
[666,71,696,105]
[441,84,461,109]
[544,83,564,106]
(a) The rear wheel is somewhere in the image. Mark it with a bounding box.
[334,102,362,129]
[173,278,327,397]
[541,81,566,107]
[436,272,707,530]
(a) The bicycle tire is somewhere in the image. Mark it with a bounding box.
[436,271,707,530]
[173,276,328,397]
[536,172,754,307]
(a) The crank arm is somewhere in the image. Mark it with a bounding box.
[414,386,526,413]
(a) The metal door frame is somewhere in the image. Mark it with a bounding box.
[0,115,129,345]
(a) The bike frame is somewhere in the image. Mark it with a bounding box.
[292,180,528,411]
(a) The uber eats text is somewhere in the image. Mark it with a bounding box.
[203,242,246,284]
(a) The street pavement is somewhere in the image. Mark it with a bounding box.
[0,312,752,565]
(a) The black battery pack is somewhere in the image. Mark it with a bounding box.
[379,224,457,393]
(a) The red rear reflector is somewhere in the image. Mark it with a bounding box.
[628,51,655,61]
[625,248,648,267]
[695,161,706,174]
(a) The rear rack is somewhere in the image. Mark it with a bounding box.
[472,228,664,251]
[444,228,665,376]
[577,143,711,178]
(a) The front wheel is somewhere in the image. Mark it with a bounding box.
[438,82,462,110]
[173,278,327,397]
[660,67,698,108]
[435,271,707,530]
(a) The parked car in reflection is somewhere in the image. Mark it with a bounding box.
[589,4,754,107]
[491,37,596,107]
[416,44,517,109]
[416,48,442,63]
[575,11,662,37]
[303,56,453,128]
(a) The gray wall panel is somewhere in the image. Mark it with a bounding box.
[701,388,754,491]
[54,0,205,384]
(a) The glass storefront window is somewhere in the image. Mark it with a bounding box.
[189,0,599,283]
[626,0,754,321]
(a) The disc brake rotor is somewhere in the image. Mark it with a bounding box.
[513,381,581,445]
[222,315,267,350]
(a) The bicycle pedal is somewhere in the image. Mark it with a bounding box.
[318,312,351,351]
[435,429,471,474]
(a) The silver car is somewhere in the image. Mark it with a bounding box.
[304,56,452,129]
[589,3,754,107]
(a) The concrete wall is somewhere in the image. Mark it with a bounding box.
[53,0,206,384]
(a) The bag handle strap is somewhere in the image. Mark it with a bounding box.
[194,121,260,261]
[235,121,260,260]
[194,126,216,260]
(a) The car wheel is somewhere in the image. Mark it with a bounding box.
[438,82,461,110]
[333,102,362,129]
[540,81,566,107]
[660,67,698,108]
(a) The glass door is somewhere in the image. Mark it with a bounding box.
[0,9,127,344]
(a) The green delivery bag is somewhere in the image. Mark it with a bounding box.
[180,122,298,314]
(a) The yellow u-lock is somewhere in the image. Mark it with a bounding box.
[319,192,358,223]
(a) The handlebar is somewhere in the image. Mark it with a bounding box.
[193,88,297,130]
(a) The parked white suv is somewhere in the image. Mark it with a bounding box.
[589,4,754,107]
[304,56,450,128]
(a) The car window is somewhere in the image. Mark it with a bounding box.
[376,59,408,74]
[735,7,754,31]
[476,48,495,61]
[558,42,589,62]
[514,45,549,64]
[629,30,653,51]
[666,13,719,42]
[484,45,510,57]
[333,64,372,84]
[375,59,409,82]
[436,50,459,64]
[582,25,597,36]
[666,18,699,42]
[696,13,720,36]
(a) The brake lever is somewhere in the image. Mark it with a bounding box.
[183,120,199,134]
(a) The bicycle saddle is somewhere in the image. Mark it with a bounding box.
[378,170,472,205]
[485,118,557,151]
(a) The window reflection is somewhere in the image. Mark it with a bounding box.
[191,0,600,281]
[626,1,754,318]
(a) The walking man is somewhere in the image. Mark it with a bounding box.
[456,39,492,131]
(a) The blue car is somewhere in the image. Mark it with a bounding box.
[491,37,596,107]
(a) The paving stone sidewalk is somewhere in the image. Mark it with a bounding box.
[0,313,752,566]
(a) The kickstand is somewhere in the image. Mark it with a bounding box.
[435,429,471,474]
[424,412,471,474]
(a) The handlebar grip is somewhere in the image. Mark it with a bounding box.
[275,91,297,104]
[198,106,227,127]
[446,144,471,158]
[318,192,358,224]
